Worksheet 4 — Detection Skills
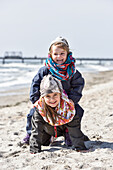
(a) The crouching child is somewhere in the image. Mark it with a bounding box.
[30,75,88,153]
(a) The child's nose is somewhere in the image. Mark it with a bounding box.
[57,54,61,57]
[50,96,55,100]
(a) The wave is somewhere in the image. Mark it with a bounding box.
[0,62,113,94]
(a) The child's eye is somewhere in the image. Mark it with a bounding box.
[61,53,64,55]
[46,95,50,98]
[54,53,57,55]
[54,93,58,97]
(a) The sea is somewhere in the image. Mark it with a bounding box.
[0,59,113,96]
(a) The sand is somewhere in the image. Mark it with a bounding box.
[0,70,113,170]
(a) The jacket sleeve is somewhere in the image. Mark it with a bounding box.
[30,66,49,104]
[67,70,85,104]
[29,108,45,153]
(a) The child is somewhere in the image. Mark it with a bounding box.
[22,36,89,145]
[30,75,88,153]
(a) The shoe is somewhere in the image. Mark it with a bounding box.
[83,135,90,141]
[22,134,30,145]
[64,129,72,146]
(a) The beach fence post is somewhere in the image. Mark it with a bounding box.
[80,59,82,65]
[99,59,101,65]
[2,58,5,64]
[22,58,24,63]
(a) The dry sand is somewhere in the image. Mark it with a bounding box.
[0,70,113,170]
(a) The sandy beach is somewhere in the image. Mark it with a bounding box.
[0,70,113,170]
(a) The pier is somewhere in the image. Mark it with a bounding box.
[75,57,113,65]
[0,56,47,64]
[0,51,113,64]
[0,51,47,64]
[0,56,113,65]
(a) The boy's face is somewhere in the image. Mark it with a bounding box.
[51,45,67,64]
[44,92,60,108]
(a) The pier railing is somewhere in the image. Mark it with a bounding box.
[0,56,47,64]
[75,57,113,64]
[0,56,113,64]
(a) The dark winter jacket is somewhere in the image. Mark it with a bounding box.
[30,66,84,119]
[30,66,84,104]
[30,108,87,153]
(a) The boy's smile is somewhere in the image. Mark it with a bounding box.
[51,45,67,64]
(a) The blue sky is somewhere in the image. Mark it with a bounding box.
[0,0,113,58]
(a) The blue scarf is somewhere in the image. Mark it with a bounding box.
[45,52,76,81]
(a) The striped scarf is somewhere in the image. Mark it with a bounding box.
[45,52,76,81]
[33,91,75,126]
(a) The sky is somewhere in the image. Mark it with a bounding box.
[0,0,113,58]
